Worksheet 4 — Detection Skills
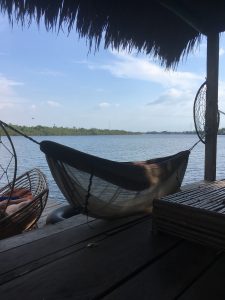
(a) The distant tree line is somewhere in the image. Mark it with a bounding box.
[0,124,140,136]
[147,129,225,135]
[218,128,225,135]
[2,124,225,137]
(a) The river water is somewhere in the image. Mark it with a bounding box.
[1,134,225,203]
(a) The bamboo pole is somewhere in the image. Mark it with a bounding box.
[205,33,219,181]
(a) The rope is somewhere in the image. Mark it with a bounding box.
[0,121,40,145]
[85,172,94,228]
[189,139,201,152]
[84,172,94,216]
[219,109,225,116]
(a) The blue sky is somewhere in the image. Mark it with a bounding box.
[1,15,225,132]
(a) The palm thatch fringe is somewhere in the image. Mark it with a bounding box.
[0,0,204,68]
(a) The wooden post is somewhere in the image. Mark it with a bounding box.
[204,33,219,181]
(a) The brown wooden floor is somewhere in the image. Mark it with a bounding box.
[0,212,224,300]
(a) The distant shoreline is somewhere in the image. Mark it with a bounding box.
[1,124,225,136]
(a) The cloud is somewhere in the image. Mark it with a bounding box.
[0,16,9,33]
[0,101,14,109]
[190,42,207,58]
[30,104,37,110]
[148,80,225,115]
[88,51,203,91]
[219,80,225,97]
[98,101,120,109]
[47,100,61,107]
[38,69,64,77]
[145,79,225,130]
[87,52,204,112]
[219,48,225,56]
[0,74,23,96]
[148,88,194,107]
[96,88,104,92]
[0,74,24,111]
[72,59,89,65]
[0,74,37,125]
[188,41,224,59]
[98,102,111,108]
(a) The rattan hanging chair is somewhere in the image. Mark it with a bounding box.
[0,169,48,239]
[0,122,49,240]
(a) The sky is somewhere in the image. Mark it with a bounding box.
[1,15,225,132]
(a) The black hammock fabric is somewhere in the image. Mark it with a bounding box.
[40,141,190,219]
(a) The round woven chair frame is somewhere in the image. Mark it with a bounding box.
[0,121,17,212]
[0,168,49,240]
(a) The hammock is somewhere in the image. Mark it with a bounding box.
[40,141,190,219]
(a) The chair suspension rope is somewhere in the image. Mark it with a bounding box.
[219,110,225,116]
[0,121,40,145]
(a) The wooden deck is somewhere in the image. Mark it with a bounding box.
[0,210,224,299]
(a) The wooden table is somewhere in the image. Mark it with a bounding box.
[153,180,225,249]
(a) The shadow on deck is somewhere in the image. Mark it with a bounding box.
[0,210,224,299]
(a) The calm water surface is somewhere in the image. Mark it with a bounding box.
[1,134,225,202]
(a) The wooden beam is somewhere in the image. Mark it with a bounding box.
[205,33,219,181]
[158,0,204,34]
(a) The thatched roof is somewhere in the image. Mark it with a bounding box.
[1,1,225,67]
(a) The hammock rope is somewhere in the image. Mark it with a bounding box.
[189,139,201,151]
[0,121,40,145]
[84,172,93,216]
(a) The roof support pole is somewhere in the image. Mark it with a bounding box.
[205,32,219,181]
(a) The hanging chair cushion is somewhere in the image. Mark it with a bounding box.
[0,188,33,216]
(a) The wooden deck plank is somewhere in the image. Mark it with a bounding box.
[103,242,219,300]
[179,253,225,300]
[0,214,93,252]
[0,216,180,300]
[0,215,149,284]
